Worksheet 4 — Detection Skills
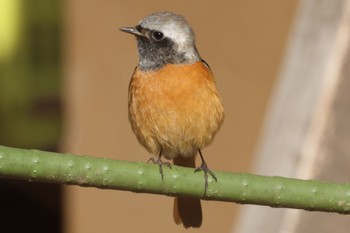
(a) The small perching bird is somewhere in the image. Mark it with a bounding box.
[120,11,224,228]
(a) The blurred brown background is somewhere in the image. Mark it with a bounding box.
[0,0,299,232]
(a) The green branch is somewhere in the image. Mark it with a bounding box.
[0,145,350,214]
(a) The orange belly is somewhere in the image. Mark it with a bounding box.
[128,61,224,159]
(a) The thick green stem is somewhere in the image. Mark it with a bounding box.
[0,145,350,214]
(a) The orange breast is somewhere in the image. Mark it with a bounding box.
[128,62,224,159]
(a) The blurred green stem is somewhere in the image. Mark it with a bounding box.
[0,145,350,214]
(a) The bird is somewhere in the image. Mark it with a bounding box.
[120,11,224,228]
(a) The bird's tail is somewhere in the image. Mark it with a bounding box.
[173,156,202,228]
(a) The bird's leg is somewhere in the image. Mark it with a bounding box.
[148,148,171,180]
[195,149,217,196]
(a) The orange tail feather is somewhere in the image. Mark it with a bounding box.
[173,156,202,228]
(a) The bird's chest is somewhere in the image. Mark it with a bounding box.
[128,64,210,123]
[127,63,223,157]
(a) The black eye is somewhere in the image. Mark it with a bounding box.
[135,25,142,33]
[151,31,164,41]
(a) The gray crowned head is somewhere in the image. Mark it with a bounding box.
[120,12,201,71]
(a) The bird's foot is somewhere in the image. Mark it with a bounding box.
[195,150,217,196]
[148,156,172,180]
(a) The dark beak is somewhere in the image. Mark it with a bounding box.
[119,26,143,36]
